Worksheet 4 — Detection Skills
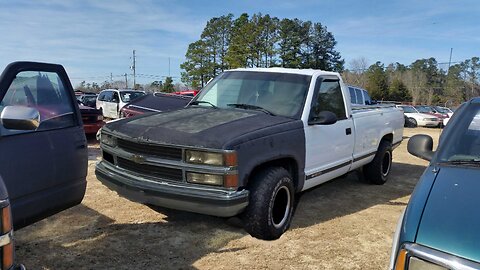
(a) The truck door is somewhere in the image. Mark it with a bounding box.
[303,77,355,190]
[0,62,87,229]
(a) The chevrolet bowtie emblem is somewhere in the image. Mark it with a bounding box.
[131,154,146,164]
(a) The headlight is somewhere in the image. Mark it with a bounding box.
[186,172,223,186]
[423,118,429,121]
[394,248,448,270]
[97,115,104,121]
[185,150,236,166]
[100,133,117,147]
[408,257,447,270]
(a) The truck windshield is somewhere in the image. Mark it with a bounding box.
[194,71,311,118]
[437,103,480,165]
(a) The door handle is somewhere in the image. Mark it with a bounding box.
[346,128,352,135]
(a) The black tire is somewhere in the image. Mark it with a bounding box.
[363,140,392,185]
[409,118,417,128]
[242,167,295,240]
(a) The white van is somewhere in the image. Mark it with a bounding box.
[96,89,145,118]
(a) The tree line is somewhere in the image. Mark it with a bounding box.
[75,76,179,93]
[181,13,344,88]
[343,57,480,106]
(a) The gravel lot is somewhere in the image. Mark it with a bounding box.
[15,127,441,270]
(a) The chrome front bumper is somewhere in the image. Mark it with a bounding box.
[95,161,249,217]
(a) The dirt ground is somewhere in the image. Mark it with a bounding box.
[15,127,442,270]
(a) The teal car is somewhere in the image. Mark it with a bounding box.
[390,98,480,270]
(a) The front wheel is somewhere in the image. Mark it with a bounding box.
[242,167,295,240]
[363,140,392,185]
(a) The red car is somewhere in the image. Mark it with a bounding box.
[79,104,104,134]
[173,90,199,97]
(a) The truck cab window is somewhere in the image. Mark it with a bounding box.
[355,88,364,105]
[348,87,357,104]
[311,78,347,120]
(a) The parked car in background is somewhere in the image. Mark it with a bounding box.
[79,104,104,134]
[414,105,447,127]
[120,92,192,118]
[78,93,97,108]
[397,105,441,127]
[96,89,145,119]
[433,106,454,126]
[174,90,199,97]
[348,86,374,105]
[0,61,88,268]
[390,98,480,270]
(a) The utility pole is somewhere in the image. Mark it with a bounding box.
[110,72,113,83]
[447,48,453,74]
[168,57,171,77]
[131,49,136,89]
[124,73,128,89]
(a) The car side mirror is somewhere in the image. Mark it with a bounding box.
[308,110,337,125]
[0,106,40,130]
[408,134,434,161]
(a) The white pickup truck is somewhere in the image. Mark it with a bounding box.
[96,68,404,240]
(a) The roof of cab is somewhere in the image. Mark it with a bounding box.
[228,67,340,77]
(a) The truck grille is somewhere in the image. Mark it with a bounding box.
[117,139,182,161]
[117,157,183,182]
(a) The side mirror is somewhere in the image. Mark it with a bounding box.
[308,111,337,125]
[408,134,434,161]
[0,106,40,130]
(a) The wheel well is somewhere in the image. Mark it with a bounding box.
[247,158,299,191]
[381,133,393,144]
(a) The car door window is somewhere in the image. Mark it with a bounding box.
[355,88,364,104]
[104,91,113,102]
[98,92,105,101]
[364,91,372,104]
[310,78,347,120]
[0,71,76,135]
[112,92,119,103]
[348,87,357,104]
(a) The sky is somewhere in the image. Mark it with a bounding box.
[0,0,479,87]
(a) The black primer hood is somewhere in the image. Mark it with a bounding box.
[105,107,301,149]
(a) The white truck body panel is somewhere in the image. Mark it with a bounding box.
[301,72,404,191]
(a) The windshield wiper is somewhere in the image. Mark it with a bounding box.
[227,103,276,116]
[189,100,218,109]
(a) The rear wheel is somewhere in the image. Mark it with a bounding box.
[242,167,295,240]
[363,140,392,185]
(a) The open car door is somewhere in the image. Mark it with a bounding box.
[0,61,87,229]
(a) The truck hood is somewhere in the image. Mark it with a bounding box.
[104,107,300,149]
[416,165,480,262]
